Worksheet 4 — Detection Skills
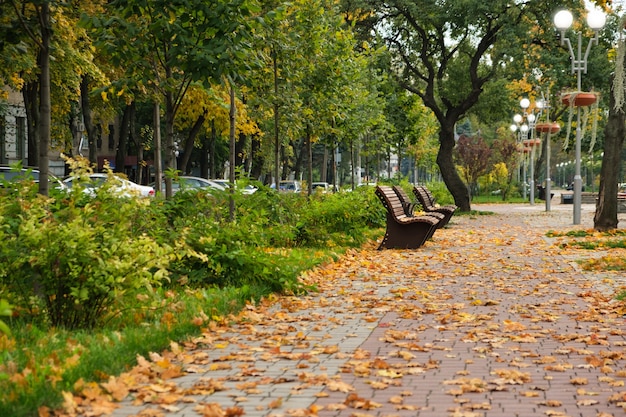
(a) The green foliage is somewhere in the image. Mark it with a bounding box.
[0,299,11,336]
[294,187,384,247]
[0,167,381,331]
[0,183,171,329]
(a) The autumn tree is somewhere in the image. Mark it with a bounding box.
[347,0,581,211]
[86,0,258,197]
[2,0,53,195]
[492,132,521,201]
[247,0,382,191]
[454,134,492,199]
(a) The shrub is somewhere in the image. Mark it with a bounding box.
[295,188,384,247]
[0,183,172,329]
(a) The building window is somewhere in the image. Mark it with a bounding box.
[16,117,26,161]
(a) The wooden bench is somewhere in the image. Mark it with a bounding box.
[375,185,441,250]
[412,185,457,227]
[392,185,446,228]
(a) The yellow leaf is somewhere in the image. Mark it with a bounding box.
[377,369,403,378]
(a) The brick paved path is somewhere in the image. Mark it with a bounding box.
[108,203,626,417]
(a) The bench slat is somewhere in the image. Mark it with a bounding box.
[412,185,457,227]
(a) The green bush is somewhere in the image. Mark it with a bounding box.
[0,184,172,329]
[295,188,384,247]
[0,299,11,336]
[0,169,381,331]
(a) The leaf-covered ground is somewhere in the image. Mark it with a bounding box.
[50,205,626,417]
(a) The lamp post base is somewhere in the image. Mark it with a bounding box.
[573,175,582,224]
[545,178,551,212]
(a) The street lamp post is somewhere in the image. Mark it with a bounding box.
[521,98,544,205]
[513,99,542,205]
[534,90,560,212]
[510,115,529,200]
[554,9,605,224]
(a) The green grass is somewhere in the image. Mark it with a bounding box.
[471,195,528,204]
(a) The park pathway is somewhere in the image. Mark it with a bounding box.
[105,201,626,417]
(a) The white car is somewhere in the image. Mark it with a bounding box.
[211,179,257,195]
[278,180,301,193]
[151,176,226,195]
[63,173,155,198]
[312,182,332,193]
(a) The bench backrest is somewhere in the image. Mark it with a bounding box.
[422,187,437,205]
[392,185,418,216]
[375,186,407,220]
[393,186,411,206]
[413,186,434,209]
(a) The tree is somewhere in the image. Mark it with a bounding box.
[87,0,258,197]
[246,0,382,191]
[454,134,492,199]
[4,0,53,195]
[593,11,626,231]
[353,0,577,211]
[492,132,521,201]
[594,74,625,230]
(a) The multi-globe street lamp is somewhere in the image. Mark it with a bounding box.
[553,8,606,224]
[511,98,542,205]
[521,98,543,205]
[510,115,529,199]
[533,90,561,212]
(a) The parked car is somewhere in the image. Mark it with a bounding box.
[311,182,332,193]
[278,180,301,193]
[0,165,66,190]
[211,179,258,195]
[619,183,626,199]
[63,173,155,197]
[150,176,225,195]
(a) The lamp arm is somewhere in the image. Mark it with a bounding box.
[582,32,600,74]
[560,33,576,69]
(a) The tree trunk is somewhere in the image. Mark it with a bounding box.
[235,132,246,168]
[437,125,470,212]
[80,75,98,165]
[321,145,328,183]
[180,113,205,174]
[292,138,304,180]
[235,93,247,170]
[116,104,132,173]
[153,102,162,193]
[594,79,625,231]
[228,82,236,222]
[209,120,216,178]
[534,136,546,184]
[273,47,280,189]
[37,3,51,196]
[23,82,39,166]
[163,92,175,198]
[250,134,263,181]
[306,124,312,195]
